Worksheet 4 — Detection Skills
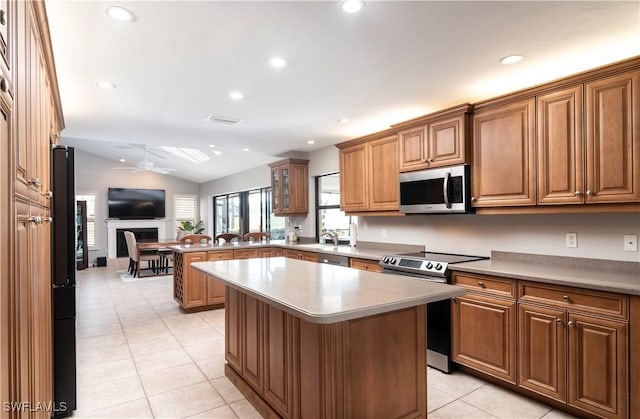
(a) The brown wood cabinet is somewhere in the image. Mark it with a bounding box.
[269,158,309,216]
[395,104,471,172]
[234,248,260,259]
[284,249,318,262]
[349,257,382,272]
[180,252,208,308]
[0,85,10,419]
[337,130,399,214]
[472,98,537,207]
[207,250,233,305]
[259,247,284,258]
[518,281,629,419]
[174,249,233,310]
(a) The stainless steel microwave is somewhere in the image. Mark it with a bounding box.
[399,164,472,214]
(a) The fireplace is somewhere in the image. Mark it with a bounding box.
[116,228,159,258]
[105,219,168,258]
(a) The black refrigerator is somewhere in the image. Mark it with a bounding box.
[51,145,76,418]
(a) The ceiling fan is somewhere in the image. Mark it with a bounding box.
[112,147,177,175]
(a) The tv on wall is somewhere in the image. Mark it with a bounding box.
[108,188,166,219]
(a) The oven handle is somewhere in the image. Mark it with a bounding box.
[443,172,451,209]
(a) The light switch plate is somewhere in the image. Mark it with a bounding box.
[624,234,638,252]
[566,232,578,248]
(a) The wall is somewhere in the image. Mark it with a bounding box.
[73,149,200,264]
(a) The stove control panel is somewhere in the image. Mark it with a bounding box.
[380,255,448,277]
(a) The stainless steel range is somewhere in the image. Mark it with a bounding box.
[379,251,487,373]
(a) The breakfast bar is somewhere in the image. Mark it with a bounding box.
[192,257,466,418]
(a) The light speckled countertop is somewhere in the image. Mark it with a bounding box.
[191,258,465,324]
[452,251,640,296]
[170,240,405,261]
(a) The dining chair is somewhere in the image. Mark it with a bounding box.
[125,231,161,278]
[214,233,241,243]
[243,232,269,242]
[180,234,212,246]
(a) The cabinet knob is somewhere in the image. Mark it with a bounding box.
[471,197,477,202]
[364,264,369,269]
[28,216,42,225]
[43,216,53,223]
[421,159,428,163]
[427,158,434,163]
[0,77,7,93]
[28,177,41,188]
[586,190,593,196]
[562,295,570,301]
[574,191,582,196]
[0,10,6,26]
[43,190,53,199]
[477,281,485,288]
[567,320,574,327]
[556,318,563,324]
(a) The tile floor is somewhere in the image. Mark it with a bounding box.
[74,262,578,419]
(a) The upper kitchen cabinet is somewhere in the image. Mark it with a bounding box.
[395,104,472,172]
[337,130,400,214]
[585,70,640,203]
[269,158,309,216]
[472,98,537,207]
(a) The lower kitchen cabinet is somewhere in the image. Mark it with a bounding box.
[178,251,208,309]
[349,257,382,272]
[451,293,517,384]
[285,249,318,262]
[259,247,284,258]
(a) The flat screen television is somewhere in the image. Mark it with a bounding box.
[108,188,166,219]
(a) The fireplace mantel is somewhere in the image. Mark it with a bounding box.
[106,219,169,258]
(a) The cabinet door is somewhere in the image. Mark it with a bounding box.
[339,143,368,211]
[349,258,382,273]
[585,70,640,203]
[263,305,293,417]
[207,251,231,305]
[284,249,300,259]
[300,251,318,262]
[0,0,8,70]
[233,249,259,259]
[451,294,517,383]
[182,252,207,308]
[568,313,628,419]
[242,295,263,392]
[537,86,584,204]
[368,135,399,211]
[0,96,9,414]
[225,287,243,372]
[518,303,566,403]
[271,167,281,213]
[398,126,428,172]
[428,114,467,168]
[289,163,308,214]
[472,99,536,206]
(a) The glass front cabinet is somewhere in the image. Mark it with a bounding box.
[269,158,309,216]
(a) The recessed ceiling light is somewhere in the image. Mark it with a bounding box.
[270,57,288,68]
[229,91,244,100]
[338,118,349,123]
[243,148,250,152]
[500,54,524,65]
[105,5,136,22]
[209,144,216,148]
[307,140,315,145]
[340,0,365,14]
[96,81,116,89]
[119,158,126,163]
[212,150,222,156]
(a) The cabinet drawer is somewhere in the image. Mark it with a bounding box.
[208,250,234,260]
[234,249,260,259]
[519,281,628,320]
[452,272,516,298]
[350,258,382,273]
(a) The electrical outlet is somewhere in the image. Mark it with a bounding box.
[566,232,578,248]
[624,234,638,252]
[381,228,387,238]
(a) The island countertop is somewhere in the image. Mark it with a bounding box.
[191,257,465,324]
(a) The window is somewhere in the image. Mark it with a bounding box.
[213,187,284,239]
[315,173,352,242]
[174,194,198,226]
[76,193,97,249]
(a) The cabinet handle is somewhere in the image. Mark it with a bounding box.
[574,191,582,196]
[43,216,53,223]
[562,295,570,301]
[567,320,574,327]
[28,177,41,188]
[421,159,428,163]
[427,158,434,163]
[0,77,7,93]
[477,281,485,288]
[43,190,53,199]
[28,216,42,225]
[0,10,5,26]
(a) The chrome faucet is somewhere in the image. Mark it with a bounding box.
[322,229,340,247]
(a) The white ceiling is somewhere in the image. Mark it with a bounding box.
[46,1,640,184]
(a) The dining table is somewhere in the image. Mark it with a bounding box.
[136,239,179,276]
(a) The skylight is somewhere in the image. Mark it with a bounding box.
[160,147,210,164]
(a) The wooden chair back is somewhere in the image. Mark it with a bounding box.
[180,234,212,245]
[214,233,241,243]
[244,232,269,242]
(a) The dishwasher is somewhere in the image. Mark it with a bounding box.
[317,253,350,267]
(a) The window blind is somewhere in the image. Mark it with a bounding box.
[175,194,197,221]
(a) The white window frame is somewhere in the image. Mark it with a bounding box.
[76,192,98,250]
[174,193,198,226]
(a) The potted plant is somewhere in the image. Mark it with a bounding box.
[176,220,205,240]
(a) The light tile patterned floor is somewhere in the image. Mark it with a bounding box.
[74,263,577,419]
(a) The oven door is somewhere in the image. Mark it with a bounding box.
[399,165,471,214]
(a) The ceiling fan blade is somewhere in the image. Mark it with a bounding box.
[151,168,170,174]
[156,167,176,172]
[111,167,136,170]
[132,168,145,173]
[146,149,167,159]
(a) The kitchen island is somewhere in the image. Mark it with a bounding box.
[192,257,465,419]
